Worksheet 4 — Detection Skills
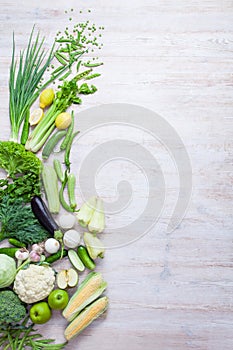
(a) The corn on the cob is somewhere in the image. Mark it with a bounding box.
[62,272,107,322]
[64,296,108,341]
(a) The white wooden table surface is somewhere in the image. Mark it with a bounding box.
[0,1,233,349]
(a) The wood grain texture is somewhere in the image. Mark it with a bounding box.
[0,1,233,349]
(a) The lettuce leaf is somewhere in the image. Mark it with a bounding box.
[0,141,41,202]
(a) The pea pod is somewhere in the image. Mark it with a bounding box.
[77,245,96,270]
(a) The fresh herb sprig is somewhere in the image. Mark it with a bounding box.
[0,195,50,244]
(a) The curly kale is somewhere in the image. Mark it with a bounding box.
[0,290,26,324]
[0,141,41,202]
[0,195,50,244]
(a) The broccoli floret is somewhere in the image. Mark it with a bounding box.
[0,290,26,324]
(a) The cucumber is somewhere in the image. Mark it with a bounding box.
[45,249,68,264]
[8,238,26,248]
[0,247,19,258]
[68,249,85,272]
[77,245,96,270]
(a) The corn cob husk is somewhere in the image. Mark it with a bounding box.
[64,296,108,341]
[62,272,107,322]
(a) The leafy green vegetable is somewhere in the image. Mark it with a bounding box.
[0,141,41,202]
[0,196,50,244]
[0,316,67,349]
[0,290,26,325]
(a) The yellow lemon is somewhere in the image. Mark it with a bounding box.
[39,88,55,109]
[55,112,72,129]
[29,108,44,126]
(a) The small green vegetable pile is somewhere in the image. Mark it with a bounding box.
[0,8,109,350]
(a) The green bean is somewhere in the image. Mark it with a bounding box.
[42,130,67,160]
[64,131,80,171]
[53,159,65,182]
[60,111,74,151]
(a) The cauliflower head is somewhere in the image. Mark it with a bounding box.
[13,264,55,304]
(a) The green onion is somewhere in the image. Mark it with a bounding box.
[9,27,58,142]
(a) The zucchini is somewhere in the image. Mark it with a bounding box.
[41,165,60,214]
[42,129,66,160]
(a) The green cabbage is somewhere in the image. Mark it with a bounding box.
[0,254,16,288]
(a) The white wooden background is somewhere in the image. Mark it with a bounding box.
[0,1,233,349]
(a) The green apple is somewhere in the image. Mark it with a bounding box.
[48,289,69,310]
[30,302,51,324]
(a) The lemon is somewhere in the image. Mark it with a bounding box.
[29,108,44,126]
[39,88,55,109]
[55,112,72,129]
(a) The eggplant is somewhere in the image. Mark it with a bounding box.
[31,196,59,235]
